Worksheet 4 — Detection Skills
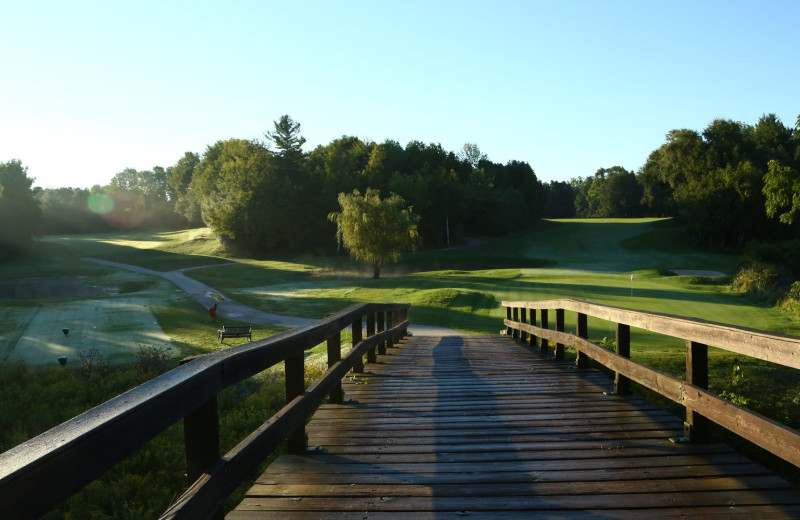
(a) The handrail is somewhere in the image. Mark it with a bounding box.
[0,302,410,519]
[502,299,800,468]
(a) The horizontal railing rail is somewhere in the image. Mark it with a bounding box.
[502,298,800,469]
[0,303,410,519]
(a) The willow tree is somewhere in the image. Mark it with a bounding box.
[329,188,420,278]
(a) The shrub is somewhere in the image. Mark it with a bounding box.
[135,345,171,375]
[78,348,109,379]
[730,262,783,304]
[779,281,800,321]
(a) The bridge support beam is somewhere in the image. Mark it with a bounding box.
[179,356,225,520]
[540,309,549,353]
[528,308,537,347]
[366,312,377,363]
[352,315,364,374]
[377,310,386,355]
[285,353,307,454]
[512,307,520,339]
[576,312,589,367]
[684,340,711,443]
[555,309,565,359]
[520,308,528,342]
[328,331,343,404]
[614,323,631,395]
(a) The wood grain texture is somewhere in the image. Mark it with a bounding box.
[228,335,800,519]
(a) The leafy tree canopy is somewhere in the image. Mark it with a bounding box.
[0,159,41,259]
[328,188,420,278]
[764,159,800,225]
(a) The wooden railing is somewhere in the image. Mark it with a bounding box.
[0,303,410,519]
[502,298,800,468]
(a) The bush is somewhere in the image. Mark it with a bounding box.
[779,281,800,321]
[78,348,110,379]
[730,262,784,304]
[135,345,171,375]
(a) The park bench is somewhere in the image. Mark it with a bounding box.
[217,325,252,343]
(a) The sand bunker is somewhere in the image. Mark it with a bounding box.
[670,269,726,277]
[8,297,172,368]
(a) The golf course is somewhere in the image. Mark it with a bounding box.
[3,217,800,517]
[2,218,800,369]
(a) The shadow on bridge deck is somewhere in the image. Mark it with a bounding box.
[227,335,800,519]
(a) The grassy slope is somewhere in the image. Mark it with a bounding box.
[0,230,283,365]
[191,218,798,338]
[4,221,799,370]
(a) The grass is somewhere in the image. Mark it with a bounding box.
[2,220,799,513]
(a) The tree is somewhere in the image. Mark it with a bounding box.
[0,160,41,259]
[458,143,487,169]
[266,115,306,165]
[542,180,575,218]
[763,159,800,224]
[37,187,108,234]
[107,167,183,229]
[191,138,276,249]
[328,188,420,278]
[168,152,202,226]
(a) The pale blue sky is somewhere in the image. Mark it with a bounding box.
[2,0,798,189]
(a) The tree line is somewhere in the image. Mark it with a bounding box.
[8,115,545,255]
[546,114,800,249]
[2,112,799,261]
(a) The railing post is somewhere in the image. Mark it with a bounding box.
[366,312,377,363]
[555,309,565,359]
[520,308,528,342]
[685,340,711,442]
[540,309,549,353]
[505,306,512,335]
[352,315,364,374]
[529,308,537,347]
[512,307,520,339]
[178,360,224,520]
[285,352,306,454]
[614,323,631,395]
[386,310,395,349]
[327,331,343,404]
[179,359,221,518]
[377,310,386,355]
[576,312,588,367]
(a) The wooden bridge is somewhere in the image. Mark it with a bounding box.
[1,301,800,518]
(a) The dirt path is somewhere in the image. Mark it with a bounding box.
[82,258,466,336]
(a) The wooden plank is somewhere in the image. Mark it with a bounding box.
[229,506,800,520]
[229,335,800,519]
[255,462,774,485]
[261,451,763,475]
[233,489,800,511]
[244,474,794,497]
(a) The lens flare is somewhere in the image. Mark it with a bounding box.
[87,193,114,214]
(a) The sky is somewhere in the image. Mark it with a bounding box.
[2,0,799,189]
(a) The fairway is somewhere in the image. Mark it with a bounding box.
[210,218,800,340]
[7,296,172,368]
[2,221,799,368]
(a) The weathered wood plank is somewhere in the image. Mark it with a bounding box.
[233,489,800,511]
[229,335,799,519]
[228,506,800,520]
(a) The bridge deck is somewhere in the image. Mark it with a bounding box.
[228,335,800,519]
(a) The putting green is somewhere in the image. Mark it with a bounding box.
[8,297,172,368]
